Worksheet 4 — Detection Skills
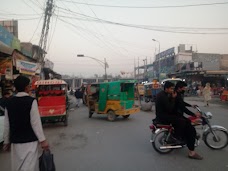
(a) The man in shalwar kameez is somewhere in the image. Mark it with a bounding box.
[3,76,49,171]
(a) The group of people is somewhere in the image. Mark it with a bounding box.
[155,81,203,160]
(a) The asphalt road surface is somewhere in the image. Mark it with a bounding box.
[0,96,228,171]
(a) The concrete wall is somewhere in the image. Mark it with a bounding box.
[192,53,221,70]
[220,54,228,70]
[175,52,192,64]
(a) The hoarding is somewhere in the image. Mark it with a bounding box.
[16,60,40,75]
[155,47,175,60]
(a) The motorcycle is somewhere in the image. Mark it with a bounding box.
[149,106,228,154]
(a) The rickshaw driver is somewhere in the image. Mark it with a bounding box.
[155,81,203,160]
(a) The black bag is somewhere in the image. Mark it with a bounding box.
[39,150,56,171]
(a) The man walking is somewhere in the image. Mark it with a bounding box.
[3,76,49,171]
[75,88,82,108]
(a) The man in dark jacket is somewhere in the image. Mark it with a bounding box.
[174,81,197,117]
[173,81,202,159]
[75,88,82,107]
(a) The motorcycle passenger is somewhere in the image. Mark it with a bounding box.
[174,81,203,160]
[155,81,203,160]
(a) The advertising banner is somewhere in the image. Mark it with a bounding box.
[156,47,175,60]
[16,60,40,75]
[0,25,13,47]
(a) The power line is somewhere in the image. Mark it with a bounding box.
[0,17,41,20]
[0,12,43,16]
[55,7,228,34]
[29,14,44,42]
[57,1,228,9]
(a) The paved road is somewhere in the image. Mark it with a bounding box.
[0,96,228,171]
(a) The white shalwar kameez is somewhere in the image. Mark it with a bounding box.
[4,92,46,171]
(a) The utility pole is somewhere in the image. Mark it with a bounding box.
[138,57,139,75]
[104,58,107,80]
[38,0,54,62]
[134,57,136,79]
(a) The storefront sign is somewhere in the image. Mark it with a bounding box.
[16,60,40,75]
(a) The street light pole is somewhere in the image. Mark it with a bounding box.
[77,54,109,80]
[152,39,160,81]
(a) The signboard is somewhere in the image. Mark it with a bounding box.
[35,80,67,85]
[16,60,40,75]
[0,25,13,47]
[156,47,175,60]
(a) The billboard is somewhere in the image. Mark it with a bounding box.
[155,47,175,60]
[0,25,20,50]
[16,60,40,75]
[0,25,13,47]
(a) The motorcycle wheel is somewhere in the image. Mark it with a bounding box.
[152,129,173,154]
[204,129,228,150]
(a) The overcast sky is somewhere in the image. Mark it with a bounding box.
[1,0,228,77]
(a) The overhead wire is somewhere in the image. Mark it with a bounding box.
[0,17,41,20]
[29,13,44,42]
[22,0,42,14]
[55,0,118,56]
[55,3,135,59]
[82,0,133,58]
[56,1,228,9]
[55,6,228,34]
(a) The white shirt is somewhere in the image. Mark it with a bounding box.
[4,92,46,144]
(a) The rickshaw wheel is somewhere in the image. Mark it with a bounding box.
[122,115,130,119]
[107,110,116,121]
[64,115,68,126]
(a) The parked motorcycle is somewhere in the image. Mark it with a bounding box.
[149,106,228,154]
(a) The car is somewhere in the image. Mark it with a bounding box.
[0,115,4,143]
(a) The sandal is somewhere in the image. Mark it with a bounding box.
[188,153,203,160]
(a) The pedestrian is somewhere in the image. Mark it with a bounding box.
[75,88,82,107]
[3,75,49,171]
[203,83,211,107]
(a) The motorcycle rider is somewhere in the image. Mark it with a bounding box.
[155,81,203,160]
[173,81,202,160]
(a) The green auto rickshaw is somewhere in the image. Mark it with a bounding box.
[87,80,140,121]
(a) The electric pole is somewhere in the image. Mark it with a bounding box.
[38,0,54,62]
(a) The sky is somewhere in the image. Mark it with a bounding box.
[1,0,228,78]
